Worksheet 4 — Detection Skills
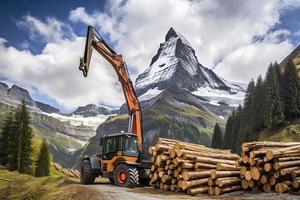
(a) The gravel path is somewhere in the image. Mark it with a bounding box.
[88,180,300,200]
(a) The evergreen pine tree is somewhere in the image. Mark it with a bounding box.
[211,123,223,148]
[253,75,265,133]
[274,62,283,93]
[0,111,14,165]
[240,79,255,142]
[283,59,299,120]
[15,101,33,174]
[7,112,20,171]
[232,105,242,152]
[265,63,284,128]
[223,110,235,149]
[35,140,50,177]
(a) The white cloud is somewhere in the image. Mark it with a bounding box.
[215,40,293,82]
[295,30,300,36]
[17,15,76,43]
[0,16,125,110]
[1,0,300,111]
[69,0,297,83]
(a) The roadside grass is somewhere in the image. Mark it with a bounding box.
[0,167,101,200]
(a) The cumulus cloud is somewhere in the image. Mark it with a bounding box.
[69,0,297,83]
[0,16,125,110]
[1,0,300,111]
[17,15,76,43]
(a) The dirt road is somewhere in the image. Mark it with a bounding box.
[89,179,300,200]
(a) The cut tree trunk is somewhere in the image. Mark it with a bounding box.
[214,185,241,196]
[215,177,241,187]
[181,178,209,190]
[182,171,212,181]
[187,186,209,195]
[216,163,240,171]
[210,170,240,179]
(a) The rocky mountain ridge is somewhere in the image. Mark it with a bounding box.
[135,28,245,97]
[0,81,112,116]
[72,104,113,117]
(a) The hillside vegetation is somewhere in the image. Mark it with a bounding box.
[0,100,82,167]
[259,121,300,142]
[0,167,100,200]
[214,58,300,153]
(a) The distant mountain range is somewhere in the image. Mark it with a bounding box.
[0,81,113,167]
[0,81,113,116]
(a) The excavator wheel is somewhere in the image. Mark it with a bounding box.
[113,163,139,188]
[80,159,96,184]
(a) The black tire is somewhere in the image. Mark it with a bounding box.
[113,163,139,188]
[109,178,114,183]
[80,159,96,184]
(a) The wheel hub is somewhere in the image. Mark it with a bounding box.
[118,170,126,184]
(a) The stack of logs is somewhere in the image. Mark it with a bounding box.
[240,141,300,193]
[149,138,241,196]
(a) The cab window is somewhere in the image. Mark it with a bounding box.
[105,137,117,153]
[124,135,138,156]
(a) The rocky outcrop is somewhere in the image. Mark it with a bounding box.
[35,101,60,114]
[73,104,111,117]
[0,82,8,95]
[280,44,300,74]
[7,85,34,105]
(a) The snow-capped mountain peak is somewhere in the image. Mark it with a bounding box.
[135,27,246,107]
[135,27,202,93]
[165,27,192,47]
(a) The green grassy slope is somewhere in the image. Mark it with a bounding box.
[259,121,300,142]
[0,168,100,200]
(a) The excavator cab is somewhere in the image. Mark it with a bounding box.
[101,133,139,160]
[81,132,142,187]
[79,26,150,188]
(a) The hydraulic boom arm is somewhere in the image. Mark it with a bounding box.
[79,26,143,151]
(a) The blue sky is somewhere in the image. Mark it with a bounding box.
[0,0,299,112]
[0,1,108,54]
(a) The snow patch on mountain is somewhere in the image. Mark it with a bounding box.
[219,76,247,91]
[139,87,163,101]
[136,37,178,89]
[45,113,110,128]
[192,86,245,107]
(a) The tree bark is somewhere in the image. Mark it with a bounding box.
[181,178,209,190]
[214,185,241,196]
[215,177,241,187]
[216,163,240,171]
[210,170,240,179]
[273,160,300,170]
[182,171,212,181]
[177,149,239,160]
[275,181,292,193]
[187,186,209,195]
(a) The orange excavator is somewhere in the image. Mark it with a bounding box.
[78,26,150,187]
